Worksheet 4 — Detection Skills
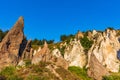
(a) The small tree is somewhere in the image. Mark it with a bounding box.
[80,36,93,52]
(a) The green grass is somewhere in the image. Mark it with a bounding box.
[24,59,31,67]
[0,66,23,80]
[103,72,120,80]
[68,66,92,80]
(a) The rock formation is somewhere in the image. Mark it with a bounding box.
[32,41,51,64]
[21,40,33,60]
[87,29,120,73]
[32,42,68,69]
[0,17,31,69]
[1,17,120,80]
[87,53,108,80]
[64,39,86,68]
[0,17,24,69]
[75,30,84,39]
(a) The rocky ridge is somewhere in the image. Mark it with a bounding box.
[0,17,120,80]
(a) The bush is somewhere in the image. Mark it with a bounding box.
[58,46,66,57]
[0,66,23,80]
[0,66,16,77]
[26,74,40,80]
[60,34,75,42]
[68,66,92,80]
[24,59,31,67]
[80,36,93,52]
[0,29,8,42]
[31,39,54,46]
[103,75,120,80]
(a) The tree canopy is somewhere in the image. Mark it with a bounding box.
[0,29,9,42]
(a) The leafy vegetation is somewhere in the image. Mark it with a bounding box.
[106,27,114,30]
[56,67,80,80]
[0,29,8,42]
[68,66,92,80]
[58,46,66,57]
[103,75,120,80]
[0,66,23,80]
[60,34,75,42]
[31,38,54,46]
[24,59,31,67]
[80,36,93,52]
[26,74,40,80]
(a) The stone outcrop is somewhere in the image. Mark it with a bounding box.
[0,17,31,69]
[32,41,51,64]
[87,29,120,73]
[75,30,84,39]
[64,39,86,68]
[32,42,68,69]
[21,40,33,60]
[0,17,24,69]
[87,53,108,80]
[51,49,68,69]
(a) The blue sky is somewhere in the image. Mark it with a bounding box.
[0,0,120,41]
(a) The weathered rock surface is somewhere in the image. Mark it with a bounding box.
[87,29,120,73]
[32,42,68,69]
[64,39,86,68]
[0,17,31,69]
[75,30,84,39]
[21,40,33,60]
[32,41,51,64]
[51,49,68,69]
[87,53,108,80]
[0,17,24,68]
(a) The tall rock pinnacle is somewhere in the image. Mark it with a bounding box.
[0,16,26,69]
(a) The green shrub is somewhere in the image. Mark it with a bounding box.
[24,59,31,67]
[68,66,92,80]
[103,75,120,80]
[60,34,75,42]
[80,36,93,52]
[0,66,23,80]
[7,75,23,80]
[26,74,40,80]
[0,29,8,42]
[0,66,16,77]
[58,46,66,57]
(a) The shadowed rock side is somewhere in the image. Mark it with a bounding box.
[0,17,31,69]
[87,53,108,80]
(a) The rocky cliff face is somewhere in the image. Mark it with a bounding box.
[64,39,86,68]
[87,53,108,80]
[0,17,120,80]
[87,29,120,73]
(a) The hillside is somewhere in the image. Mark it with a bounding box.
[0,17,120,80]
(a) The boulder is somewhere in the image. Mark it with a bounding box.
[87,53,108,80]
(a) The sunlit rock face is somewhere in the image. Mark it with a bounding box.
[0,17,32,69]
[32,41,50,64]
[64,39,87,68]
[87,29,120,72]
[52,49,62,58]
[0,17,33,69]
